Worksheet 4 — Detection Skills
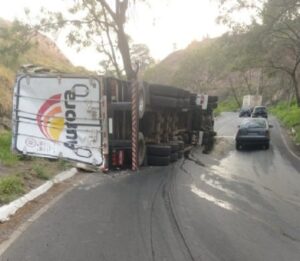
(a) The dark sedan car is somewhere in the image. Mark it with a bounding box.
[236,118,272,150]
[239,108,251,117]
[251,106,268,118]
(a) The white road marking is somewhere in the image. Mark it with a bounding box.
[216,136,235,139]
[191,185,235,211]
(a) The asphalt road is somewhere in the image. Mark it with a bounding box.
[1,112,300,261]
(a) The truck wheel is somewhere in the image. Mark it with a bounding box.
[169,141,179,152]
[170,152,178,162]
[178,150,184,159]
[147,144,171,156]
[177,141,184,150]
[138,132,146,166]
[148,155,170,166]
[150,95,177,108]
[138,84,146,119]
[149,84,178,98]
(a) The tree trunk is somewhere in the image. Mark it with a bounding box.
[292,74,300,107]
[103,10,122,78]
[242,72,252,95]
[117,26,135,81]
[229,77,241,108]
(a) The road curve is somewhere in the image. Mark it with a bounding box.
[1,112,300,261]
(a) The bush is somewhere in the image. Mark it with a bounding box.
[0,131,19,166]
[0,175,24,204]
[214,98,240,116]
[270,102,300,143]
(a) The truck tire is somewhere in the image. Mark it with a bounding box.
[169,141,179,152]
[178,150,184,159]
[177,99,184,108]
[170,152,178,162]
[177,141,184,150]
[147,144,171,156]
[149,84,178,98]
[150,95,177,108]
[183,98,190,107]
[138,132,146,166]
[148,155,170,166]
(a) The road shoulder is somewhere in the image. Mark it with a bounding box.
[0,170,85,251]
[274,118,300,160]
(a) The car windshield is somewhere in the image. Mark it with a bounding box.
[241,119,266,128]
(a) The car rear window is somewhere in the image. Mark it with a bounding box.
[254,107,266,113]
[241,119,266,128]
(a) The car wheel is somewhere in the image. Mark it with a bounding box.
[236,142,242,150]
[264,143,270,150]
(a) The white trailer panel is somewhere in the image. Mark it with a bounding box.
[12,75,103,166]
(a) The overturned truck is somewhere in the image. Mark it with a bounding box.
[12,73,217,171]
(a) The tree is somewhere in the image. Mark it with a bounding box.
[262,0,300,106]
[217,0,300,106]
[130,43,155,75]
[0,20,35,68]
[38,0,148,81]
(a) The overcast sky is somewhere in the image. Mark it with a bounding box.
[0,0,227,70]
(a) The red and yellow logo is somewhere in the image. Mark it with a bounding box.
[37,94,65,141]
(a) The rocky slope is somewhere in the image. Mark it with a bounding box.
[0,19,87,129]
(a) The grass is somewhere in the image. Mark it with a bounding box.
[270,102,300,143]
[0,131,19,166]
[214,98,240,117]
[58,159,72,170]
[33,164,50,180]
[0,175,24,204]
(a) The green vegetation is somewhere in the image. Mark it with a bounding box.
[214,98,240,117]
[270,102,300,143]
[58,159,72,171]
[0,19,85,120]
[33,163,50,180]
[0,131,19,166]
[0,175,24,204]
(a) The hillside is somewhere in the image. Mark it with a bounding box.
[144,35,292,105]
[0,19,87,129]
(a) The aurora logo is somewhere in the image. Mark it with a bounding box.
[37,94,64,141]
[36,84,89,153]
[37,89,81,151]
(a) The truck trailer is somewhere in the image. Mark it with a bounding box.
[11,72,217,171]
[242,95,262,109]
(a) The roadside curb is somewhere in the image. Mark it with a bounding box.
[0,168,77,223]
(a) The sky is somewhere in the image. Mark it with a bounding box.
[0,0,227,71]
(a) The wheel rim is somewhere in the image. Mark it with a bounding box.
[139,91,145,119]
